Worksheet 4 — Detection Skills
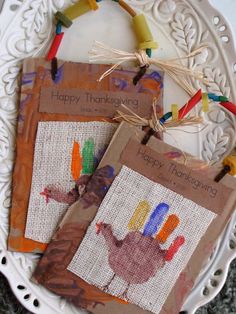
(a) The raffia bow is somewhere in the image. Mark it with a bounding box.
[90,41,208,96]
[114,102,204,133]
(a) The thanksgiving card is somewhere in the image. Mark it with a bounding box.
[9,58,163,253]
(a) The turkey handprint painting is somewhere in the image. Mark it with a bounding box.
[95,202,185,299]
[68,166,217,314]
[40,138,103,206]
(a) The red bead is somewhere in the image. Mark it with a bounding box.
[220,101,236,116]
[46,33,64,61]
[178,89,202,119]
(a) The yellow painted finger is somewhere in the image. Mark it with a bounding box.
[128,200,151,230]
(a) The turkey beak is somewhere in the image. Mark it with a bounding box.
[40,188,47,197]
[40,188,49,204]
[95,222,102,235]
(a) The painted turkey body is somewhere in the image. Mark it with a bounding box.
[98,224,167,285]
[40,174,91,204]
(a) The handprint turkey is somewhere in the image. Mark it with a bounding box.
[95,201,185,299]
[68,166,217,314]
[40,138,106,205]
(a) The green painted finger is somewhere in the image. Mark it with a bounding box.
[82,138,95,175]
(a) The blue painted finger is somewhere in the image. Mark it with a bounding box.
[143,202,169,236]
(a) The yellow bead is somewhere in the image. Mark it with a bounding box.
[133,14,158,50]
[202,93,209,112]
[139,41,158,50]
[63,0,98,20]
[223,155,236,176]
[171,104,179,120]
[55,11,73,28]
[88,0,98,10]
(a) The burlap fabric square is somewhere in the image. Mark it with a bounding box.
[68,166,217,314]
[25,121,117,243]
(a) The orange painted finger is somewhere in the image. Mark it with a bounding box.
[71,141,82,181]
[128,200,151,230]
[156,214,179,243]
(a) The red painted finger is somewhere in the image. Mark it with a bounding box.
[165,235,185,261]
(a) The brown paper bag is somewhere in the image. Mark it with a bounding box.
[33,122,236,314]
[9,59,164,253]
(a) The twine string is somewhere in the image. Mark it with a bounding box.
[134,50,149,67]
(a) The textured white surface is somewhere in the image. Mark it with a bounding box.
[0,1,235,314]
[210,0,236,39]
[25,121,117,243]
[69,166,216,314]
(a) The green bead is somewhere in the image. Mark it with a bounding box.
[55,11,73,28]
[146,48,152,58]
[219,96,229,102]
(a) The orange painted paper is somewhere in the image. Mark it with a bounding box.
[9,58,164,253]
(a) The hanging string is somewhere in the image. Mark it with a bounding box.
[90,41,208,95]
[117,0,136,17]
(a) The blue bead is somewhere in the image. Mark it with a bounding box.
[208,93,219,102]
[56,22,62,35]
[159,111,172,124]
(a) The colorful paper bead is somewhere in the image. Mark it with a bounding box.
[171,104,179,120]
[55,11,73,28]
[223,155,236,176]
[202,93,209,112]
[46,33,64,61]
[178,89,202,119]
[63,0,98,21]
[133,14,158,50]
[220,101,236,115]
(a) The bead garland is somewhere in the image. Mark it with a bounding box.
[47,0,157,62]
[46,0,236,118]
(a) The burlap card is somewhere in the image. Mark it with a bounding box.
[9,59,164,253]
[25,121,117,243]
[34,122,236,314]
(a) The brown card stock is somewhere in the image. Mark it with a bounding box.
[9,58,164,253]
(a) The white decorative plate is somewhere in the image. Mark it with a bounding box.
[0,0,236,313]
